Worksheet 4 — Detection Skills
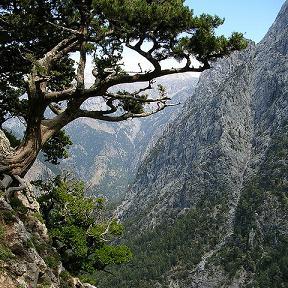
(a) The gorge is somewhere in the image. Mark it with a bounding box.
[0,1,287,288]
[97,1,288,287]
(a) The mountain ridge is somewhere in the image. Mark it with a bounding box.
[97,2,288,287]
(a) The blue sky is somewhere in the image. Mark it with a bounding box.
[185,0,286,43]
[84,1,286,79]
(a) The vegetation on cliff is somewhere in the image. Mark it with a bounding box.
[94,194,230,287]
[37,175,132,281]
[215,123,288,288]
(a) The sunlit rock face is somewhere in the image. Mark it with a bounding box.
[113,1,288,287]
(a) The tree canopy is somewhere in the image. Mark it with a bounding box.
[0,0,247,176]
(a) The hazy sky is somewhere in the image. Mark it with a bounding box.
[186,0,286,43]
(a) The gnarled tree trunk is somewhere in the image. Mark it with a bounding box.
[0,124,58,177]
[0,138,41,177]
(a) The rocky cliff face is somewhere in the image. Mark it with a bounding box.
[118,45,254,229]
[98,2,288,287]
[0,131,95,288]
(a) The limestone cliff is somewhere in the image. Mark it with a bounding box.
[97,1,288,287]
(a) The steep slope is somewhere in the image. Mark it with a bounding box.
[98,2,288,287]
[0,131,95,288]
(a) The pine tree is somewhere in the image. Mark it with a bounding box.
[0,0,247,177]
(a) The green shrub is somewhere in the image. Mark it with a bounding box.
[60,272,72,288]
[0,243,13,260]
[44,254,60,269]
[32,211,45,224]
[0,209,16,224]
[38,175,132,277]
[0,224,13,261]
[30,235,47,254]
[9,196,28,214]
[60,270,70,281]
[79,274,98,286]
[0,225,5,240]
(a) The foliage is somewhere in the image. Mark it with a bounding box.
[0,225,4,240]
[9,195,28,214]
[37,175,132,276]
[44,254,61,270]
[59,271,72,288]
[0,209,16,224]
[42,130,72,165]
[0,224,13,261]
[0,243,13,260]
[0,0,247,175]
[31,211,45,224]
[95,195,229,287]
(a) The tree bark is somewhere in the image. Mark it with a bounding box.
[0,141,40,177]
[0,124,57,177]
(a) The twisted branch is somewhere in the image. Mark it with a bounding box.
[76,102,177,122]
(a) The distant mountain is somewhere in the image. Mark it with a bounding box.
[21,74,197,200]
[97,2,288,287]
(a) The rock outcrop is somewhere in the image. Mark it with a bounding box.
[0,131,96,288]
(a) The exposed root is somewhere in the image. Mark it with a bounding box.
[0,174,13,189]
[0,173,28,200]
